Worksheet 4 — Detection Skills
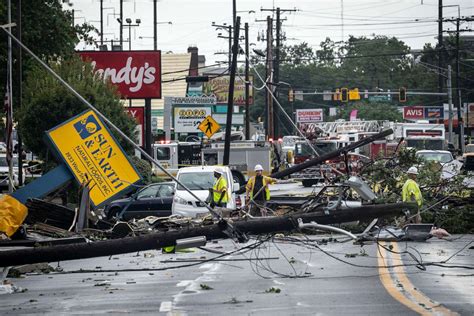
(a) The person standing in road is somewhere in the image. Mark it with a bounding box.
[402,166,423,223]
[245,164,277,217]
[211,168,228,208]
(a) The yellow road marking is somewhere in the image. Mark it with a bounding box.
[377,242,459,316]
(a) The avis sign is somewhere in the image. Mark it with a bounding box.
[79,51,162,99]
[403,106,424,120]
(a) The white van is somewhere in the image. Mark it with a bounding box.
[172,166,240,218]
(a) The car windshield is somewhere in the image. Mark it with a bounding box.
[177,171,227,191]
[466,145,474,153]
[407,139,443,150]
[296,142,337,156]
[417,152,453,163]
[0,156,18,167]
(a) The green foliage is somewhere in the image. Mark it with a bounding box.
[18,57,136,158]
[335,102,403,122]
[129,156,152,184]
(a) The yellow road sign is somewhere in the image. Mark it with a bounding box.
[198,115,220,138]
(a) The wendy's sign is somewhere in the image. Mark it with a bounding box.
[79,51,162,99]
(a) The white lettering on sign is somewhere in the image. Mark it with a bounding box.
[406,109,423,116]
[92,57,156,93]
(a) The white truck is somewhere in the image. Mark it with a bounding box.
[152,141,275,187]
[391,121,446,150]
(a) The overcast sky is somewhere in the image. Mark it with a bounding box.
[67,0,473,64]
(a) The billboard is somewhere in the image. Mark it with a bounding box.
[403,106,424,120]
[46,110,141,207]
[424,107,444,120]
[125,107,144,146]
[79,51,162,99]
[296,109,324,123]
[173,106,212,133]
[203,76,253,105]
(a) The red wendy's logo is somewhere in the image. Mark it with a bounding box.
[79,51,162,99]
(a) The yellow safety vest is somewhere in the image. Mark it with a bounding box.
[402,178,423,207]
[246,176,276,201]
[212,176,228,203]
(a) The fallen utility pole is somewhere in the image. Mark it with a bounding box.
[271,128,393,179]
[0,203,414,267]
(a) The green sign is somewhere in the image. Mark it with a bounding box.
[368,95,392,102]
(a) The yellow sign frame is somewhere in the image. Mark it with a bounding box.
[46,110,141,207]
[198,115,220,138]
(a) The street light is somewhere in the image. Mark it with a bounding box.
[121,18,141,51]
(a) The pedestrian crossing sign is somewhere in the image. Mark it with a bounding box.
[198,115,220,138]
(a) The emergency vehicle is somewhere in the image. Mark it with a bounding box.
[152,140,275,187]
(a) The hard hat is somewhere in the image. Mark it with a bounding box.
[407,166,418,175]
[214,167,224,174]
[254,164,264,171]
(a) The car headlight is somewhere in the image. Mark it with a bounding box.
[174,197,188,205]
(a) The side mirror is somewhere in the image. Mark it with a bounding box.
[233,183,240,193]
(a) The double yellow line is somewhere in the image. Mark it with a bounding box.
[377,242,458,316]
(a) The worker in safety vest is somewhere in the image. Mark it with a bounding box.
[402,166,423,223]
[245,164,277,217]
[211,168,228,207]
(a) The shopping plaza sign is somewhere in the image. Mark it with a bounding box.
[403,106,444,120]
[79,51,162,99]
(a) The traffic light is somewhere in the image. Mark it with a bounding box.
[288,89,294,102]
[341,88,349,102]
[399,87,407,103]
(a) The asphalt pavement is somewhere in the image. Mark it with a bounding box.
[0,234,472,315]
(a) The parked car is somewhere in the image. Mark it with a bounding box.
[104,182,175,220]
[415,150,462,180]
[0,154,26,189]
[172,166,240,218]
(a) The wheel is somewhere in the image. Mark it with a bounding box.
[106,206,122,220]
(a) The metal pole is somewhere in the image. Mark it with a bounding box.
[119,0,123,48]
[438,0,443,94]
[153,0,157,50]
[455,18,464,153]
[7,0,13,193]
[128,23,131,50]
[228,25,232,68]
[100,0,104,45]
[244,22,250,140]
[274,8,280,138]
[447,65,453,144]
[266,16,274,139]
[232,0,236,26]
[17,0,23,187]
[145,98,152,155]
[223,16,240,166]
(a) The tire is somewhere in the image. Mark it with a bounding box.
[106,206,122,220]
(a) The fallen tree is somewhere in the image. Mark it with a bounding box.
[0,202,415,267]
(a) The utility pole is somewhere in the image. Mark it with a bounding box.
[245,22,250,140]
[447,65,453,144]
[266,16,274,140]
[274,8,280,138]
[153,0,157,50]
[223,17,241,165]
[455,18,464,153]
[261,7,297,138]
[228,25,232,67]
[438,0,443,94]
[100,0,103,45]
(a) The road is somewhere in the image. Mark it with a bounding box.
[0,234,472,315]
